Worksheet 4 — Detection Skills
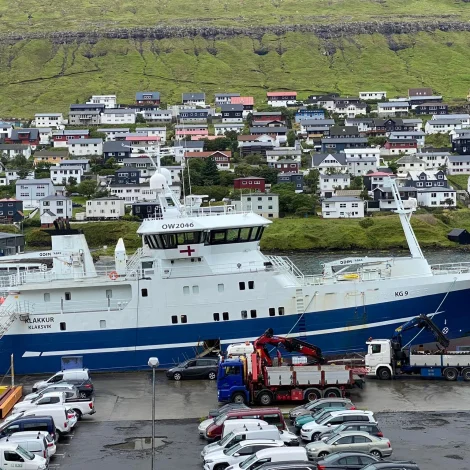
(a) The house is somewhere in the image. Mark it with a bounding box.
[214,123,244,135]
[415,102,448,115]
[250,126,288,142]
[103,141,132,162]
[233,177,266,192]
[237,135,276,156]
[0,199,24,223]
[109,183,155,202]
[451,130,470,155]
[132,201,161,219]
[447,228,470,245]
[139,109,173,123]
[182,93,206,107]
[364,171,394,191]
[5,129,39,147]
[215,93,240,105]
[252,111,283,122]
[366,118,417,135]
[97,128,130,141]
[124,134,160,154]
[232,193,279,218]
[175,125,209,141]
[409,87,433,97]
[173,140,205,162]
[68,110,101,126]
[266,148,302,164]
[377,101,410,117]
[343,148,381,164]
[396,154,426,174]
[408,95,443,108]
[114,168,140,185]
[221,104,243,123]
[86,94,117,108]
[447,155,470,175]
[86,196,125,220]
[299,118,335,135]
[230,96,254,113]
[383,138,418,155]
[50,165,83,185]
[311,153,347,174]
[267,91,297,107]
[372,185,418,211]
[135,92,160,106]
[402,118,424,131]
[184,150,231,170]
[435,114,470,126]
[68,138,103,156]
[294,107,325,123]
[2,170,34,185]
[271,160,301,173]
[34,113,66,129]
[178,108,209,122]
[405,170,449,190]
[0,144,31,159]
[101,109,136,125]
[0,232,25,255]
[333,98,367,118]
[389,131,425,147]
[37,128,53,146]
[418,188,456,208]
[322,197,364,218]
[135,127,167,142]
[415,150,449,170]
[346,155,378,176]
[33,150,69,166]
[277,173,303,192]
[0,123,12,139]
[359,91,387,101]
[70,103,105,113]
[16,178,55,209]
[425,119,462,134]
[321,137,368,153]
[40,195,72,227]
[59,159,90,172]
[52,129,90,148]
[320,174,351,198]
[328,126,360,138]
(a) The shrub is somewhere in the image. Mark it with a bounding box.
[359,218,374,229]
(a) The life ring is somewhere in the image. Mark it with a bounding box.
[342,273,360,280]
[109,271,119,281]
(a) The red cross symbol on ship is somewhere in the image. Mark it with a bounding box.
[179,246,195,256]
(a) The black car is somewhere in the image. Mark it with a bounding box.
[361,462,420,470]
[166,358,219,381]
[59,378,94,398]
[208,403,249,418]
[315,452,380,469]
[318,422,383,441]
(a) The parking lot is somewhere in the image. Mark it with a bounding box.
[16,372,470,470]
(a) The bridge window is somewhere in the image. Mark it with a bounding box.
[239,282,245,290]
[206,227,264,245]
[269,308,275,317]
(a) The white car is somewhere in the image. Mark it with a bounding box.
[0,443,48,470]
[199,417,216,437]
[0,431,56,461]
[301,410,375,442]
[204,440,284,470]
[24,384,78,402]
[32,368,90,392]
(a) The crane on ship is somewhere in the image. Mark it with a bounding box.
[253,328,326,366]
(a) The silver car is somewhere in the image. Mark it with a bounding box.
[306,431,392,460]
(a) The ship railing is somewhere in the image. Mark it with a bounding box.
[264,255,317,285]
[126,248,144,274]
[430,262,470,274]
[159,260,267,278]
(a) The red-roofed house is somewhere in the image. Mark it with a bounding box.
[233,177,265,192]
[175,128,209,140]
[231,96,254,112]
[184,150,231,170]
[267,91,298,107]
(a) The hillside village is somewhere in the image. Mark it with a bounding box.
[0,87,469,230]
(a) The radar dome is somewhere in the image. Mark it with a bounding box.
[150,172,167,192]
[159,168,171,183]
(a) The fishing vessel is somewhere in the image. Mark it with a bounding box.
[0,172,469,374]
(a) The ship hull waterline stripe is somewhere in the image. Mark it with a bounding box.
[23,312,442,358]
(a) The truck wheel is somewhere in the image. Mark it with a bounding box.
[73,409,82,420]
[304,388,322,402]
[323,387,341,398]
[231,393,246,404]
[461,368,470,381]
[257,391,273,406]
[377,367,392,380]
[443,367,458,381]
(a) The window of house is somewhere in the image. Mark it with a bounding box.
[213,312,220,321]
[250,309,257,318]
[239,282,245,290]
[141,288,148,297]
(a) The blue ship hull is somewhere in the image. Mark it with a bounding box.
[2,289,470,374]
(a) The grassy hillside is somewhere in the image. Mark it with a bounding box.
[2,30,470,117]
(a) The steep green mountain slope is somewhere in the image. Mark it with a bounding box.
[0,0,470,116]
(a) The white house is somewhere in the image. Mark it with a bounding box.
[267,91,297,107]
[0,144,32,159]
[300,118,335,135]
[40,195,73,226]
[34,113,66,129]
[425,119,462,134]
[396,154,426,176]
[432,113,470,126]
[59,159,90,172]
[417,188,456,208]
[97,128,130,141]
[38,128,53,146]
[68,138,103,156]
[402,118,423,131]
[136,127,167,143]
[0,124,12,139]
[86,196,125,219]
[416,151,449,170]
[320,174,351,198]
[50,165,83,185]
[311,153,347,174]
[447,155,470,175]
[86,95,117,108]
[215,93,240,105]
[182,93,206,107]
[334,100,367,118]
[139,110,172,123]
[359,91,387,101]
[214,123,244,135]
[101,109,136,125]
[377,101,410,117]
[322,197,364,218]
[388,131,425,147]
[346,156,377,176]
[3,170,34,185]
[266,148,302,164]
[109,183,156,202]
[16,178,55,209]
[124,134,160,154]
[232,193,279,218]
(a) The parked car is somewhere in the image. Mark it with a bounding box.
[294,408,347,432]
[199,418,267,440]
[227,447,308,470]
[0,416,57,443]
[0,442,48,470]
[306,431,392,460]
[289,399,355,421]
[3,407,75,435]
[314,451,381,469]
[301,411,376,442]
[208,403,249,418]
[166,358,219,381]
[32,369,93,398]
[318,422,383,442]
[256,461,317,470]
[24,384,79,402]
[203,439,285,470]
[361,463,420,470]
[0,431,51,462]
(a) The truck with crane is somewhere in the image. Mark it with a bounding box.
[217,329,364,405]
[365,314,470,381]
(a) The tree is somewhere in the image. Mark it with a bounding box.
[388,161,399,174]
[200,157,220,186]
[161,156,176,166]
[89,130,106,140]
[445,198,454,209]
[368,136,387,147]
[219,171,236,187]
[348,176,363,190]
[135,113,146,124]
[304,169,320,190]
[286,130,296,147]
[77,180,98,198]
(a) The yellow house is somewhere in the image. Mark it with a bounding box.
[33,150,69,167]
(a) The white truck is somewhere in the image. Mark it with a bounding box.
[13,392,95,419]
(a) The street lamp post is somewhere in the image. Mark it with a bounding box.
[148,357,159,470]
